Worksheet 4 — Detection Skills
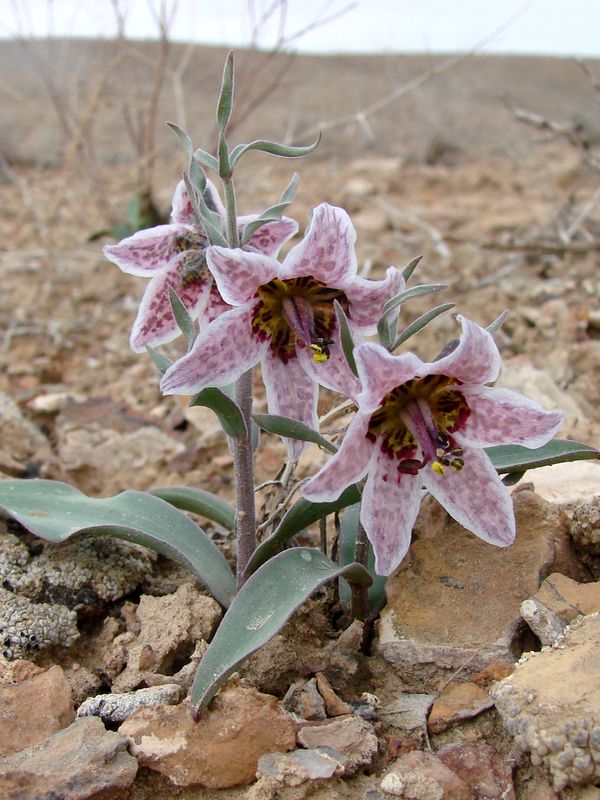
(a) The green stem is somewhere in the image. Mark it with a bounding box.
[350,519,369,622]
[223,177,240,248]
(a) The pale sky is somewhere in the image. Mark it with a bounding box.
[2,0,600,58]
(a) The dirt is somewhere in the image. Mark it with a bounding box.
[1,43,600,799]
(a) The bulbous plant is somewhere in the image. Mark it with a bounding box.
[0,52,598,720]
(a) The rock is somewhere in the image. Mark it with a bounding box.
[282,678,327,720]
[118,685,296,788]
[381,750,472,799]
[428,682,494,734]
[570,497,600,575]
[184,404,226,447]
[0,392,52,471]
[516,463,600,507]
[297,715,379,774]
[521,573,600,646]
[256,748,345,782]
[376,490,584,688]
[0,663,74,755]
[111,582,221,692]
[0,587,79,660]
[27,391,85,414]
[315,671,353,716]
[0,716,137,799]
[491,613,600,791]
[438,743,515,799]
[378,694,436,733]
[77,683,181,723]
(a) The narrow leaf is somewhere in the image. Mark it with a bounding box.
[216,51,235,132]
[183,173,227,246]
[486,310,509,334]
[279,171,300,205]
[189,157,207,193]
[146,346,172,375]
[190,548,371,718]
[381,283,447,317]
[218,132,231,179]
[392,303,455,350]
[168,287,195,348]
[338,503,387,617]
[253,413,337,454]
[240,202,291,247]
[193,148,219,173]
[166,121,193,158]
[190,388,247,439]
[334,300,357,377]
[245,485,362,576]
[402,255,423,282]
[230,134,321,167]
[0,480,235,608]
[486,439,600,474]
[150,486,235,530]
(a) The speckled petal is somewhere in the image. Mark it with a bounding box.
[303,412,373,502]
[355,343,423,413]
[130,259,212,352]
[280,203,357,285]
[239,216,299,257]
[423,447,515,547]
[171,179,226,225]
[345,267,404,332]
[204,283,231,323]
[103,224,186,276]
[456,386,564,448]
[160,305,266,395]
[206,247,278,305]
[361,448,422,576]
[297,327,361,401]
[262,350,319,459]
[421,315,501,385]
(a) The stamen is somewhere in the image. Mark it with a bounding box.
[281,295,315,347]
[431,461,446,476]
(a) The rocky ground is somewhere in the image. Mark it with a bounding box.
[1,53,600,798]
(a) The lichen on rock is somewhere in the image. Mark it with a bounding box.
[0,587,79,660]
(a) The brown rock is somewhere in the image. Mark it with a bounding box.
[521,572,600,645]
[381,750,473,799]
[0,716,137,800]
[315,671,352,716]
[0,657,45,684]
[119,685,296,788]
[0,664,74,756]
[428,682,494,734]
[282,678,327,720]
[297,715,379,774]
[438,742,515,799]
[376,490,583,688]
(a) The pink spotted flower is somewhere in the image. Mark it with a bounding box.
[303,316,564,575]
[103,180,298,352]
[160,203,403,454]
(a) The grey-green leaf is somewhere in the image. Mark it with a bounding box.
[193,148,219,173]
[392,303,455,350]
[381,283,447,317]
[334,300,357,377]
[253,413,337,454]
[486,439,600,474]
[0,480,235,608]
[230,134,321,167]
[166,122,193,158]
[168,288,195,348]
[146,346,172,375]
[150,486,236,531]
[190,388,247,439]
[216,51,235,132]
[486,310,509,334]
[402,255,423,282]
[338,503,387,617]
[190,547,371,718]
[245,485,362,576]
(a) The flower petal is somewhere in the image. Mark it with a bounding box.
[303,413,373,502]
[422,315,501,385]
[455,386,564,448]
[345,267,404,332]
[361,448,422,575]
[103,224,185,276]
[297,327,361,401]
[130,260,213,352]
[171,179,226,225]
[423,447,515,547]
[355,343,423,413]
[261,351,319,460]
[239,216,298,257]
[206,247,278,305]
[204,283,231,323]
[160,305,265,395]
[280,203,357,285]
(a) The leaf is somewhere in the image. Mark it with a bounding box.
[190,388,247,439]
[150,486,235,530]
[216,51,235,132]
[245,485,362,576]
[0,480,235,608]
[402,255,423,282]
[486,439,600,475]
[192,148,219,173]
[166,122,193,158]
[253,413,337,454]
[279,171,300,205]
[218,132,231,180]
[230,134,321,167]
[168,288,195,348]
[486,310,509,334]
[338,503,387,617]
[240,202,293,247]
[190,547,371,718]
[381,283,448,317]
[334,300,357,376]
[392,303,455,350]
[182,173,227,246]
[145,346,172,375]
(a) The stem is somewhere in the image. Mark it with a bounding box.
[350,519,369,622]
[223,177,240,248]
[233,368,256,589]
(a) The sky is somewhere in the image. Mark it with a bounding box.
[2,0,600,58]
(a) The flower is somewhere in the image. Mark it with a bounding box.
[103,180,298,352]
[303,316,564,575]
[160,203,404,456]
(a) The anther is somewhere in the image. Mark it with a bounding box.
[431,461,446,476]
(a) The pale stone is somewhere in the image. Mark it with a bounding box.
[514,462,600,506]
[297,715,378,774]
[521,573,600,645]
[382,750,473,799]
[77,683,181,723]
[184,404,226,447]
[378,693,436,733]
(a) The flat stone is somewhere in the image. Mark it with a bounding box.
[376,490,584,688]
[257,748,344,782]
[0,664,74,756]
[521,573,600,646]
[515,462,600,507]
[0,716,137,799]
[491,613,600,792]
[282,677,327,720]
[315,671,352,716]
[119,685,296,788]
[438,742,515,799]
[297,714,379,774]
[77,683,181,723]
[381,750,473,799]
[428,681,494,733]
[378,693,436,733]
